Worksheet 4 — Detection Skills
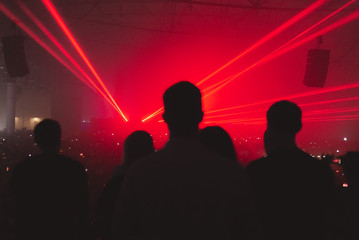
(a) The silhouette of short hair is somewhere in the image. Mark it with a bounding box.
[34,119,61,150]
[199,126,237,161]
[163,81,203,128]
[123,130,155,165]
[267,100,302,134]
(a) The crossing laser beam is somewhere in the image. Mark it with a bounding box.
[14,0,121,112]
[206,82,359,115]
[0,2,123,113]
[42,0,128,121]
[203,5,359,99]
[142,0,334,122]
[196,0,328,86]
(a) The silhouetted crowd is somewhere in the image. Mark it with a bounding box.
[0,81,358,240]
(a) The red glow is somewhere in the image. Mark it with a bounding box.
[304,107,359,116]
[0,2,123,113]
[203,103,359,125]
[299,96,359,108]
[0,3,89,88]
[42,0,128,122]
[142,107,164,123]
[15,0,122,112]
[268,0,355,56]
[142,0,328,122]
[269,9,359,62]
[206,82,359,115]
[204,115,359,125]
[205,106,359,121]
[205,96,359,118]
[204,102,359,123]
[203,2,357,98]
[196,0,328,86]
[143,78,359,122]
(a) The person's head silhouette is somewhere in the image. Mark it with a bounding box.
[199,126,237,161]
[34,119,62,154]
[162,81,203,138]
[264,100,302,154]
[123,130,155,165]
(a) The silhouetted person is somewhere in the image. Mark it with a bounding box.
[113,81,258,240]
[10,119,89,240]
[246,100,336,240]
[94,131,154,240]
[338,151,359,239]
[199,126,237,161]
[341,151,359,191]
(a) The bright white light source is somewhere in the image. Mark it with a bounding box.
[343,137,348,141]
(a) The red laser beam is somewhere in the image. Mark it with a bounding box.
[42,0,128,122]
[142,0,328,122]
[304,107,359,116]
[300,96,359,107]
[0,2,123,113]
[144,75,359,122]
[205,107,359,121]
[204,117,359,125]
[0,4,92,89]
[269,10,359,62]
[202,0,354,96]
[203,4,359,98]
[304,116,359,122]
[14,0,122,112]
[141,107,164,123]
[206,81,359,115]
[205,96,359,119]
[267,0,355,61]
[204,115,359,125]
[196,0,328,86]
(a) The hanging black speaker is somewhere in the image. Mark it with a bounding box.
[303,49,330,88]
[2,35,29,78]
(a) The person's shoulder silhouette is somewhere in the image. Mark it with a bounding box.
[10,119,88,240]
[94,130,154,240]
[339,151,359,239]
[113,81,256,240]
[246,100,335,240]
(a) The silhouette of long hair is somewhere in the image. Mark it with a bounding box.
[199,126,237,161]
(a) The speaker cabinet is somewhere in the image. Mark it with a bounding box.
[303,49,330,88]
[2,35,29,78]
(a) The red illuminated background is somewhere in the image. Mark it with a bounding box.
[0,0,358,161]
